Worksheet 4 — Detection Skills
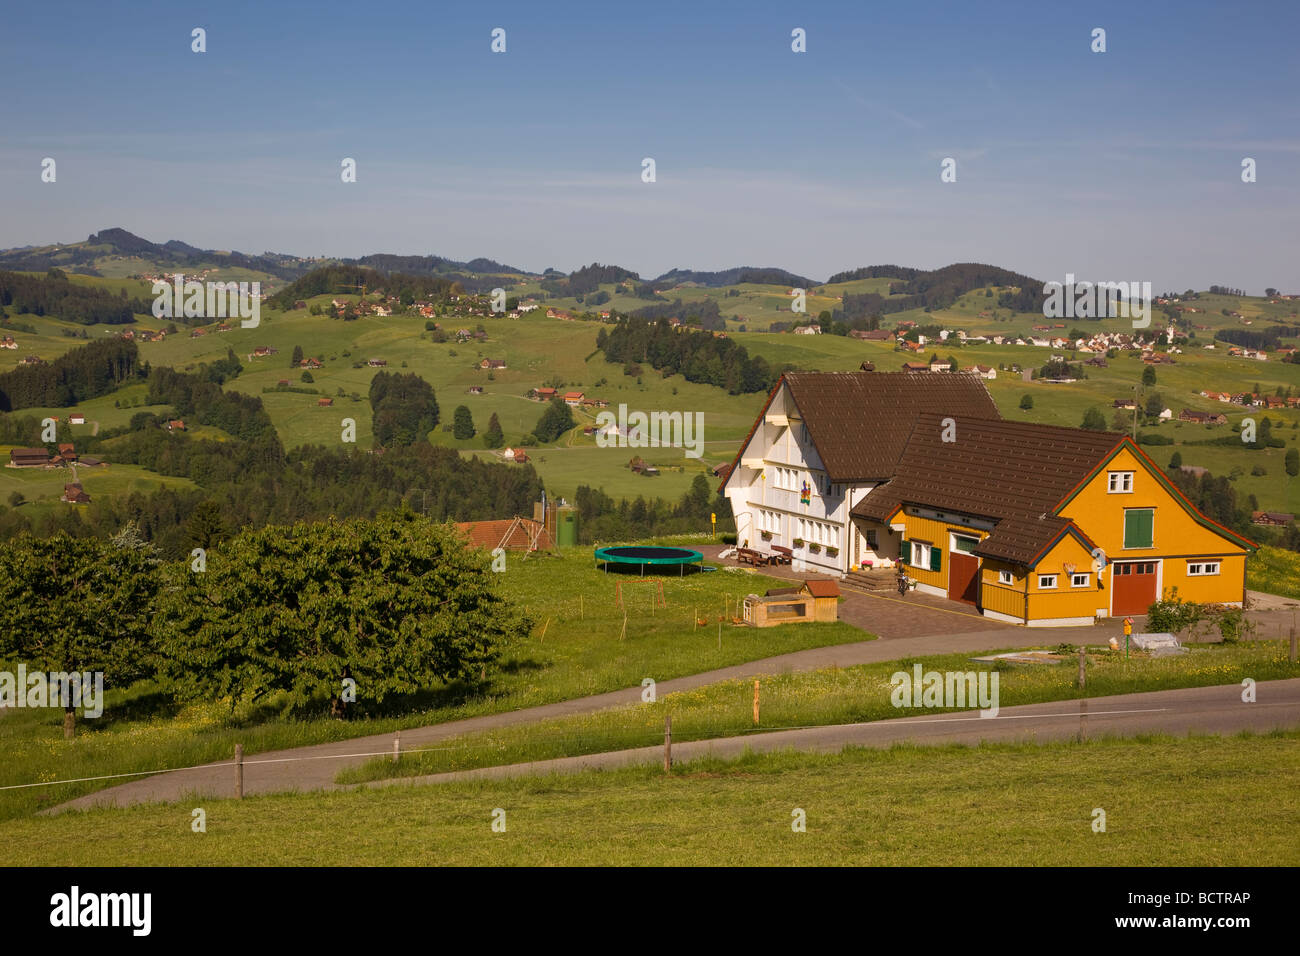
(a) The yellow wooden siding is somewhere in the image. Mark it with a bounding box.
[1057,446,1249,561]
[1056,444,1250,607]
[898,513,987,593]
[980,560,1026,619]
[1026,535,1105,620]
[1161,554,1247,605]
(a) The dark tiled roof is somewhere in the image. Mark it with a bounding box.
[784,371,1000,481]
[853,414,1123,565]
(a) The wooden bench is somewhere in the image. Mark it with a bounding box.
[737,547,773,567]
[770,545,793,565]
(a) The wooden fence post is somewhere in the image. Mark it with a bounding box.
[663,715,672,772]
[753,680,760,725]
[234,743,244,799]
[1077,645,1086,689]
[393,730,401,764]
[1291,626,1297,664]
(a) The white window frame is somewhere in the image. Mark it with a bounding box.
[1107,471,1135,494]
[1038,574,1058,589]
[911,541,932,568]
[1071,573,1091,588]
[998,570,1014,586]
[1187,561,1220,576]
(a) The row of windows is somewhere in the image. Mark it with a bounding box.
[1036,573,1092,590]
[772,467,800,492]
[758,509,782,533]
[770,466,844,498]
[797,518,839,548]
[989,560,1221,588]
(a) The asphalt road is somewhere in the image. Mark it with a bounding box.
[365,679,1300,791]
[47,677,1300,812]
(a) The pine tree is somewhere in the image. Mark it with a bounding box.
[453,405,475,440]
[484,412,504,449]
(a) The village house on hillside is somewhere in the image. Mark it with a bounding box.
[1253,510,1295,527]
[480,358,506,370]
[720,369,1255,626]
[61,482,91,504]
[1179,409,1227,425]
[8,447,51,468]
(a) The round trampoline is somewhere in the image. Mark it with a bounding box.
[595,546,704,576]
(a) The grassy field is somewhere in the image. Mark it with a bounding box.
[0,552,871,820]
[4,731,1295,865]
[0,449,197,523]
[5,280,1299,509]
[1247,546,1300,600]
[339,639,1300,783]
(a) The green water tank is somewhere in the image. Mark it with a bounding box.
[555,507,578,547]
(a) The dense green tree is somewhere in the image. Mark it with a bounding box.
[186,500,228,550]
[0,532,159,735]
[1168,451,1183,470]
[1019,394,1034,410]
[483,412,504,449]
[152,512,530,715]
[1141,365,1157,386]
[532,398,575,443]
[1287,447,1299,477]
[453,405,475,440]
[1081,406,1107,431]
[290,345,303,367]
[0,337,140,411]
[370,371,439,447]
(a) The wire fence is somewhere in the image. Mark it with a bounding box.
[0,699,1152,795]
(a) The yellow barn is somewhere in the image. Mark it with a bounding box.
[851,414,1255,626]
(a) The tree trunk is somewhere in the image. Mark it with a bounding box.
[63,707,75,739]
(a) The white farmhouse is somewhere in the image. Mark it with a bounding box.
[720,369,999,576]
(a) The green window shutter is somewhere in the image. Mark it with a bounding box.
[1124,509,1154,548]
[930,546,942,572]
[899,537,908,565]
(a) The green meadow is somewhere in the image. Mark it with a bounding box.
[5,278,1299,511]
[4,731,1295,865]
[339,639,1300,783]
[0,552,870,820]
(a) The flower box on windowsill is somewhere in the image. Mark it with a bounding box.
[808,543,822,554]
[792,538,805,548]
[760,531,772,541]
[826,547,839,558]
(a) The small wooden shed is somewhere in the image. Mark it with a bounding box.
[800,579,840,622]
[743,579,839,627]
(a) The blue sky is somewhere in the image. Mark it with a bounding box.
[2,0,1297,291]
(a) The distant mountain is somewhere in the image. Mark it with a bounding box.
[824,264,924,284]
[0,229,534,288]
[350,253,529,278]
[0,228,314,281]
[835,262,1045,321]
[652,266,816,288]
